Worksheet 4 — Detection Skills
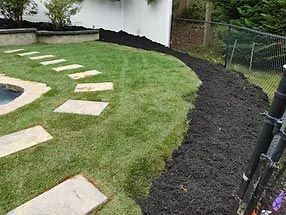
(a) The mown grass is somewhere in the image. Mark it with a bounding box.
[0,41,201,214]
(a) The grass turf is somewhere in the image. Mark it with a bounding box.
[0,41,201,214]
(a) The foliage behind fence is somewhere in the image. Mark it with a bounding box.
[171,18,286,100]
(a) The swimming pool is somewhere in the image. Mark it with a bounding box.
[0,86,22,105]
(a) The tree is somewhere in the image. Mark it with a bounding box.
[238,0,286,35]
[213,0,286,35]
[0,0,37,24]
[45,0,82,29]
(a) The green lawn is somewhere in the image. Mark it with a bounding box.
[0,41,201,214]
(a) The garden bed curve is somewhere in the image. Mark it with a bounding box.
[100,29,270,215]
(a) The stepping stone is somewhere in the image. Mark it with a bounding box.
[7,175,108,215]
[53,64,84,72]
[0,125,53,158]
[18,51,40,56]
[68,70,102,80]
[40,59,66,66]
[75,82,114,93]
[3,49,25,54]
[30,55,55,60]
[54,100,109,116]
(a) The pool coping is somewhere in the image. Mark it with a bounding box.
[0,28,99,46]
[0,28,37,35]
[0,76,51,115]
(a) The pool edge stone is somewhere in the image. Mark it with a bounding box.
[0,76,50,115]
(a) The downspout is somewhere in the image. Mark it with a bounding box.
[167,0,173,47]
[120,0,125,31]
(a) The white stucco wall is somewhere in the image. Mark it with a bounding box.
[24,0,173,47]
[122,0,173,47]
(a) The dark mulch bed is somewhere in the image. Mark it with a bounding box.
[100,29,270,214]
[0,18,88,31]
[139,61,268,215]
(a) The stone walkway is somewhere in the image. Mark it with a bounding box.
[18,51,40,56]
[8,175,107,215]
[0,125,53,158]
[40,59,66,66]
[55,100,109,116]
[53,64,84,72]
[68,70,102,80]
[75,82,114,92]
[2,48,112,213]
[3,48,112,116]
[3,49,25,54]
[30,55,55,60]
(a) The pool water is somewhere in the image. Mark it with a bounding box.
[0,86,22,105]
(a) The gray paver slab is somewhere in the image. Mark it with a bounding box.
[75,82,114,92]
[0,125,53,158]
[3,49,25,54]
[40,59,66,66]
[54,100,109,116]
[7,175,108,215]
[18,51,40,56]
[30,55,55,60]
[52,64,84,72]
[68,70,102,80]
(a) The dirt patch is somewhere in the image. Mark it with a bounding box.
[171,21,204,51]
[100,30,269,214]
[0,18,89,31]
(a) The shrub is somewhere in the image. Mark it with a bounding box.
[213,0,286,35]
[147,0,155,4]
[44,0,82,29]
[181,3,206,20]
[0,0,37,24]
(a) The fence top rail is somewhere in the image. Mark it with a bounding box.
[176,18,286,40]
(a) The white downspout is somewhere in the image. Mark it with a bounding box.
[120,0,125,31]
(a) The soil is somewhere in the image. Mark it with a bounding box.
[171,21,205,51]
[0,18,89,31]
[140,61,268,215]
[100,29,270,214]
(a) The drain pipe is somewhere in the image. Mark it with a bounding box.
[236,65,286,211]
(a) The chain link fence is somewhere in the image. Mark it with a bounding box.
[171,18,286,100]
[263,160,286,214]
[171,18,286,214]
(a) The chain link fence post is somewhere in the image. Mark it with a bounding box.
[224,25,231,68]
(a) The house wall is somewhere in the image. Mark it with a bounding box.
[121,0,173,46]
[24,0,173,47]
